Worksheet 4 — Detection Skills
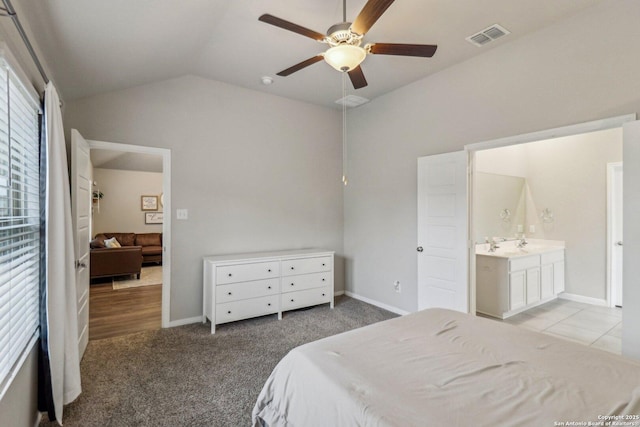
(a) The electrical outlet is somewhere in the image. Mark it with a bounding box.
[176,209,188,220]
[393,280,401,293]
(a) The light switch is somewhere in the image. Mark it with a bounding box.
[529,224,535,233]
[176,209,188,220]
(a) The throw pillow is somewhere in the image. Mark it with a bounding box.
[89,238,105,249]
[104,237,122,248]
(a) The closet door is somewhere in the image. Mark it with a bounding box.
[417,151,468,313]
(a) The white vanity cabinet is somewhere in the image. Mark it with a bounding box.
[203,249,334,334]
[476,248,565,319]
[540,250,565,299]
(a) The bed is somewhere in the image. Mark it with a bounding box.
[252,308,640,427]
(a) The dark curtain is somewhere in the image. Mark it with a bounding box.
[37,106,56,421]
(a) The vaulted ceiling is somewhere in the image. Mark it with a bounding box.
[17,0,602,108]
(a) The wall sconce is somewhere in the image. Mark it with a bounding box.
[540,208,554,223]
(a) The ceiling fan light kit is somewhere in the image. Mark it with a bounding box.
[324,45,367,72]
[259,0,437,90]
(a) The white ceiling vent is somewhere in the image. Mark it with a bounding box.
[335,95,370,108]
[466,24,510,47]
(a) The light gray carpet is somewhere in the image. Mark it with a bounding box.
[40,295,396,427]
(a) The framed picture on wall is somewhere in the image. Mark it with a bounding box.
[141,195,158,211]
[145,212,163,224]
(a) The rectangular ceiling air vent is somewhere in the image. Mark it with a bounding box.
[466,24,510,47]
[335,95,370,108]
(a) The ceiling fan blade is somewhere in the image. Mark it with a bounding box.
[259,14,326,41]
[348,66,368,89]
[276,55,325,77]
[351,0,396,35]
[369,43,438,57]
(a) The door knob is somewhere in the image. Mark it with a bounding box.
[616,241,623,246]
[417,246,424,252]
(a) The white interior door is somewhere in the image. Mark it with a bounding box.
[417,151,468,312]
[609,163,623,307]
[71,129,91,358]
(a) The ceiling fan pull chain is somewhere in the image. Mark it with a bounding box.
[342,72,348,186]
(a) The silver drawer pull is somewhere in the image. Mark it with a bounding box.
[322,293,325,297]
[268,269,272,272]
[290,283,294,286]
[228,273,232,277]
[268,303,271,306]
[322,278,325,281]
[227,310,231,314]
[290,267,294,270]
[322,263,325,266]
[267,286,272,289]
[228,292,232,295]
[290,299,294,302]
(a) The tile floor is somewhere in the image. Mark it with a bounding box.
[480,298,622,354]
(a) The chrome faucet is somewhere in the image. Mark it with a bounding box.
[486,237,500,253]
[517,234,528,248]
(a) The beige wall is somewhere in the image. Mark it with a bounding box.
[92,168,163,235]
[344,0,640,312]
[64,75,344,322]
[476,128,622,301]
[526,129,622,300]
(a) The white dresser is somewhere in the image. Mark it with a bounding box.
[203,249,335,333]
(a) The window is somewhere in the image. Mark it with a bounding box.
[0,59,41,397]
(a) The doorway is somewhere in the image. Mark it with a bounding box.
[473,128,622,308]
[466,114,634,316]
[86,138,172,334]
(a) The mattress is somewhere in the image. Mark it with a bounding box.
[252,308,640,427]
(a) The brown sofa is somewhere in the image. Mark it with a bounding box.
[90,246,142,280]
[90,232,163,280]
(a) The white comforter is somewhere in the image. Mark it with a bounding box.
[252,308,640,427]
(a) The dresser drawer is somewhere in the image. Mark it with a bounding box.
[216,261,279,285]
[282,256,332,277]
[216,278,279,304]
[281,286,332,311]
[281,272,331,294]
[216,295,279,324]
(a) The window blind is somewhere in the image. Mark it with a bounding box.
[0,60,41,397]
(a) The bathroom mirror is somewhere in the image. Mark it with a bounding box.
[474,172,526,243]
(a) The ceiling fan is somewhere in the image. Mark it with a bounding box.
[259,0,437,90]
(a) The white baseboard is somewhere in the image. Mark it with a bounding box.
[334,290,345,297]
[558,292,608,307]
[344,291,410,316]
[167,316,203,327]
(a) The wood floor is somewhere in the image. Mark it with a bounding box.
[89,280,162,341]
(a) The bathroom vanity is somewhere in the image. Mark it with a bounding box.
[476,240,565,319]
